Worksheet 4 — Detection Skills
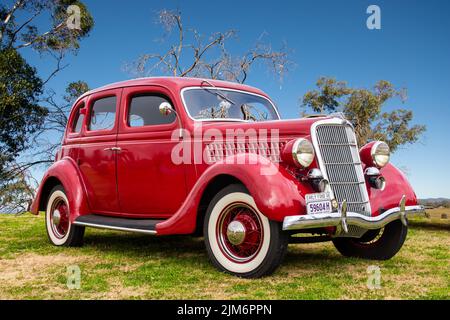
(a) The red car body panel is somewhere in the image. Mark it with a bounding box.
[115,86,187,217]
[30,157,90,221]
[367,163,418,215]
[156,153,314,235]
[30,77,419,235]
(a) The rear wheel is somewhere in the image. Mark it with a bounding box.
[45,185,85,247]
[332,220,407,260]
[204,184,288,278]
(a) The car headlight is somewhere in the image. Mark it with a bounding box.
[371,141,390,168]
[292,138,315,168]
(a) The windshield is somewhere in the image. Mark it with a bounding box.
[182,88,280,121]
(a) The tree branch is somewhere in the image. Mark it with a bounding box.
[42,50,69,86]
[15,21,65,49]
[0,0,24,42]
[7,9,42,47]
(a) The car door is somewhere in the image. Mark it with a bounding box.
[116,86,187,218]
[77,89,121,214]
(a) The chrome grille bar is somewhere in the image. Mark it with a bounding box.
[312,119,371,216]
[205,141,285,163]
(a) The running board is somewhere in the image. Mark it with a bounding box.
[73,214,164,235]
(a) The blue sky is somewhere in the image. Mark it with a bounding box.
[22,0,450,198]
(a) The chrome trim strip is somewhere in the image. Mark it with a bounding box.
[282,205,425,231]
[180,86,281,122]
[73,221,158,235]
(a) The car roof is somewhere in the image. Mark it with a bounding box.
[76,77,270,103]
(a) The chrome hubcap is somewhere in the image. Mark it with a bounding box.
[50,198,69,239]
[226,220,246,245]
[52,209,61,226]
[217,203,263,263]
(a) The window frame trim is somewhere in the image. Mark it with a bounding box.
[180,87,281,122]
[119,86,179,135]
[84,89,121,137]
[66,99,87,140]
[126,93,177,129]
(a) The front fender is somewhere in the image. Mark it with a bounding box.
[368,163,418,216]
[156,153,312,235]
[30,157,90,222]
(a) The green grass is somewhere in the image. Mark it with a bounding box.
[0,212,449,300]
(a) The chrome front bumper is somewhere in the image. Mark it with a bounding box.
[282,195,426,233]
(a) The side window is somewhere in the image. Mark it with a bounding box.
[71,104,85,133]
[128,94,176,127]
[89,96,117,131]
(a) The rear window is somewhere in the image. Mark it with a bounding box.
[128,94,176,127]
[89,96,117,131]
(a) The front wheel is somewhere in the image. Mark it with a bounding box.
[203,184,288,278]
[45,185,85,247]
[332,220,407,260]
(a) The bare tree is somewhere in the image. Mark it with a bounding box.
[125,9,293,84]
[32,80,90,164]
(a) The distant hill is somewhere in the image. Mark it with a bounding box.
[419,198,450,208]
[419,198,450,203]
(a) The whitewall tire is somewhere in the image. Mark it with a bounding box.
[45,185,84,247]
[204,184,288,278]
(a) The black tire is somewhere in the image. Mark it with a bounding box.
[332,220,407,260]
[45,185,85,247]
[203,184,289,278]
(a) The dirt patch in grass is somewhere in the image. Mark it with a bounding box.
[0,253,93,299]
[0,253,90,282]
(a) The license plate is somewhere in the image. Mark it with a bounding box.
[306,192,332,215]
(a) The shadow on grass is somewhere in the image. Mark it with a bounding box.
[82,230,349,270]
[83,232,206,260]
[70,221,445,269]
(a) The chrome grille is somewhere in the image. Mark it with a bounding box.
[313,122,371,216]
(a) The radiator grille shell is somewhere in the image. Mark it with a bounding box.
[312,119,371,217]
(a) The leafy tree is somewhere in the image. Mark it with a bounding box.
[0,1,93,212]
[0,0,94,171]
[1,0,94,51]
[0,48,47,175]
[301,77,426,152]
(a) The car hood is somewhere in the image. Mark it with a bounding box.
[198,116,332,139]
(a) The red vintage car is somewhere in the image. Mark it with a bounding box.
[30,77,425,278]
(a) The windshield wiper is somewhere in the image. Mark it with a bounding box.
[200,80,236,105]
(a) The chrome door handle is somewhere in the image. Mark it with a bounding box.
[104,147,122,152]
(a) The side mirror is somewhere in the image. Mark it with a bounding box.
[159,102,175,116]
[80,107,87,115]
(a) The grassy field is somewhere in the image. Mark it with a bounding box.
[0,210,448,300]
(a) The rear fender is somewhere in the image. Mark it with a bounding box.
[156,153,312,235]
[30,158,90,222]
